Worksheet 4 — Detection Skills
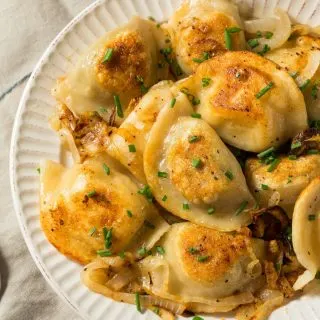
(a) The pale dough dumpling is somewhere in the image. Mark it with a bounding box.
[164,0,245,75]
[52,17,169,125]
[139,222,266,312]
[106,81,175,183]
[176,51,308,152]
[292,177,320,290]
[245,155,320,217]
[40,154,169,264]
[266,35,320,120]
[144,92,256,231]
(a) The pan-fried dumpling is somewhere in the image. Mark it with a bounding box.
[176,51,308,152]
[245,155,320,217]
[292,177,320,290]
[40,155,169,264]
[164,0,245,75]
[139,223,266,311]
[144,92,256,231]
[52,17,169,125]
[266,36,320,120]
[106,81,175,183]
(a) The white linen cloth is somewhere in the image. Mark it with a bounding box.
[0,1,94,319]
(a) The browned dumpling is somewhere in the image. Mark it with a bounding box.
[53,17,169,125]
[176,51,308,152]
[164,0,245,75]
[40,155,169,264]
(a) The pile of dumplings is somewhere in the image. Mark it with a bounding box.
[40,0,320,319]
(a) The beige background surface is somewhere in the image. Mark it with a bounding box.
[0,1,94,319]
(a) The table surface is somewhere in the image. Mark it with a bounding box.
[0,1,94,319]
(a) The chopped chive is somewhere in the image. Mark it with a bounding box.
[36,167,40,174]
[170,98,176,108]
[225,170,234,181]
[307,149,320,155]
[156,246,165,255]
[275,262,282,272]
[287,176,292,184]
[114,94,123,118]
[158,171,168,178]
[119,251,126,259]
[227,27,242,33]
[267,158,280,172]
[192,158,202,168]
[137,246,148,256]
[189,135,200,143]
[315,271,320,279]
[224,29,232,50]
[87,190,97,198]
[192,52,210,63]
[235,200,248,216]
[183,203,190,210]
[208,207,215,215]
[255,82,274,99]
[308,214,316,221]
[165,38,171,43]
[202,77,211,87]
[290,71,299,79]
[235,72,241,78]
[103,227,112,249]
[88,227,97,236]
[127,210,133,218]
[153,307,160,315]
[156,23,161,28]
[258,44,270,56]
[97,249,112,257]
[257,147,275,159]
[162,195,168,202]
[291,141,302,150]
[128,144,136,152]
[188,247,199,254]
[247,39,259,49]
[192,97,200,105]
[103,163,110,175]
[148,16,155,21]
[299,79,311,91]
[144,220,155,229]
[261,184,269,190]
[288,155,297,160]
[191,113,201,118]
[102,48,113,63]
[197,255,209,262]
[138,185,154,202]
[265,31,273,39]
[100,107,107,113]
[256,31,263,38]
[193,317,204,320]
[135,292,142,313]
[311,82,319,100]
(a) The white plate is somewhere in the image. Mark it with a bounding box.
[9,0,320,319]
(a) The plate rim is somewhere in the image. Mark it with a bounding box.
[9,1,106,319]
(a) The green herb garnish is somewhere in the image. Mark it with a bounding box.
[192,158,202,168]
[191,113,201,118]
[267,158,280,172]
[208,207,215,215]
[189,135,200,143]
[138,185,154,202]
[102,48,113,63]
[127,210,133,218]
[183,203,190,210]
[197,255,209,262]
[158,171,168,178]
[193,52,210,63]
[225,170,234,181]
[202,77,211,87]
[114,94,123,118]
[299,79,311,91]
[128,144,136,152]
[257,147,275,159]
[236,201,248,216]
[170,98,176,108]
[156,246,165,255]
[87,190,97,198]
[255,82,274,99]
[288,155,297,160]
[308,214,316,221]
[247,39,259,49]
[135,292,142,313]
[88,227,96,236]
[162,195,167,202]
[103,163,110,175]
[291,141,302,150]
[97,249,112,257]
[261,184,269,190]
[144,220,155,229]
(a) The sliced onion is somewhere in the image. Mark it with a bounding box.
[295,50,320,87]
[293,269,315,291]
[58,128,81,163]
[245,8,291,51]
[107,268,136,291]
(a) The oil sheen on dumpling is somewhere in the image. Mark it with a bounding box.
[176,51,308,152]
[292,177,320,289]
[40,155,169,264]
[266,35,320,120]
[139,223,266,311]
[245,155,320,217]
[52,17,169,125]
[164,0,245,75]
[106,81,175,183]
[144,93,256,231]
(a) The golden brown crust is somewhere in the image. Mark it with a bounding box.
[95,31,148,94]
[178,224,250,283]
